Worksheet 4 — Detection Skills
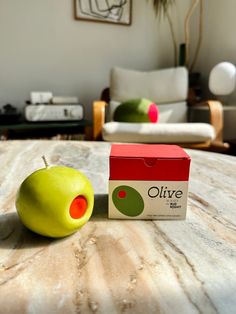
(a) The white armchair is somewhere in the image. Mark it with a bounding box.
[93,66,229,152]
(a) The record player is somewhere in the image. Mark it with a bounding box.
[25,94,84,122]
[25,104,84,122]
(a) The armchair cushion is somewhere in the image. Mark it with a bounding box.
[113,98,158,123]
[110,67,188,103]
[102,122,215,143]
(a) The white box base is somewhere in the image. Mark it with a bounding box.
[109,180,189,219]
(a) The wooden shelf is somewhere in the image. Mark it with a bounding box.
[0,120,92,140]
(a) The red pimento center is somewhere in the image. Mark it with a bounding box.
[148,103,159,123]
[69,195,87,219]
[118,190,126,198]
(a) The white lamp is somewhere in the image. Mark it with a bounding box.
[209,62,236,141]
[209,62,236,96]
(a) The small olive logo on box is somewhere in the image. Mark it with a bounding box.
[112,185,144,217]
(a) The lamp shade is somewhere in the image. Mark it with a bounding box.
[209,62,236,96]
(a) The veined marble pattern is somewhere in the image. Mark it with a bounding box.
[0,140,235,314]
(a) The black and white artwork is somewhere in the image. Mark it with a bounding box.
[74,0,132,25]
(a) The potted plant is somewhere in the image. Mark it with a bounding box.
[150,0,203,72]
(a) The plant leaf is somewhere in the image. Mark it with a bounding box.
[151,0,175,17]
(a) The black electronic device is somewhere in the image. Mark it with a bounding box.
[0,104,21,124]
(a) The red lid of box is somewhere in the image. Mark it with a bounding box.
[110,144,191,181]
[110,144,190,159]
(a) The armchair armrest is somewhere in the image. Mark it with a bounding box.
[191,100,229,150]
[93,101,107,140]
[200,100,223,142]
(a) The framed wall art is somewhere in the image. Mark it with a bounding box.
[74,0,132,26]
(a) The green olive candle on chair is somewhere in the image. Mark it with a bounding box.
[113,98,159,123]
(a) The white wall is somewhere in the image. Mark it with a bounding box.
[0,0,174,119]
[192,0,236,104]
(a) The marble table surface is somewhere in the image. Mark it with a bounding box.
[0,140,235,314]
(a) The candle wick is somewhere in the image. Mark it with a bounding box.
[42,155,49,168]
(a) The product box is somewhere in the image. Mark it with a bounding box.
[109,144,191,219]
